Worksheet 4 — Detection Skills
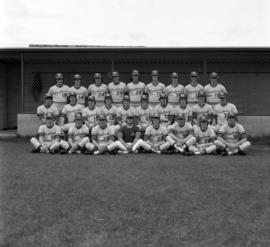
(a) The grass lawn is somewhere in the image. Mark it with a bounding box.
[0,139,270,247]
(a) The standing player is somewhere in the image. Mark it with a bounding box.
[88,73,108,108]
[60,113,94,154]
[145,70,165,108]
[174,93,192,123]
[204,72,227,106]
[108,71,126,108]
[48,73,69,112]
[154,93,175,128]
[137,94,154,132]
[189,116,218,155]
[191,91,214,126]
[100,93,118,129]
[165,72,184,107]
[167,114,196,154]
[212,92,238,132]
[69,74,88,106]
[126,70,145,108]
[30,113,61,154]
[37,93,59,124]
[184,71,204,107]
[216,113,251,155]
[82,96,101,131]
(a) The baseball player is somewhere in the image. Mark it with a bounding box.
[108,71,126,108]
[60,92,84,132]
[173,93,192,123]
[100,93,118,128]
[154,93,175,128]
[48,73,69,112]
[115,114,142,154]
[204,72,227,106]
[191,91,214,126]
[212,92,238,132]
[165,72,184,107]
[184,71,204,107]
[145,70,166,108]
[30,113,61,154]
[69,74,88,106]
[167,114,196,154]
[215,113,251,155]
[91,114,119,155]
[60,113,94,154]
[37,93,59,124]
[189,116,218,155]
[126,70,145,108]
[88,73,108,108]
[82,96,101,131]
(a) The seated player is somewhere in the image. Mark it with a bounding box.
[82,96,101,131]
[173,93,192,123]
[115,114,142,154]
[165,72,184,107]
[145,70,166,108]
[204,72,227,106]
[30,113,61,154]
[116,95,137,129]
[184,71,204,107]
[88,73,108,108]
[37,93,59,124]
[69,74,88,106]
[60,92,84,133]
[135,114,171,154]
[154,93,174,128]
[191,91,214,126]
[189,116,218,155]
[127,69,145,108]
[91,114,119,155]
[59,113,94,154]
[137,94,154,132]
[108,71,126,108]
[48,73,69,112]
[167,114,196,154]
[215,113,251,155]
[212,92,238,132]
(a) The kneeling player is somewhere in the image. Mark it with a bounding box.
[30,113,61,154]
[189,116,217,155]
[60,113,94,154]
[216,113,251,155]
[167,114,196,154]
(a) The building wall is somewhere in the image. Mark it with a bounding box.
[0,62,7,129]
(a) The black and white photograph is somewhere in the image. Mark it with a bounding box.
[0,0,270,246]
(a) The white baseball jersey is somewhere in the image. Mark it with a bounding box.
[108,82,126,103]
[127,82,145,104]
[91,125,114,144]
[137,106,154,125]
[100,105,118,125]
[154,104,174,123]
[168,122,193,139]
[69,86,88,105]
[184,83,204,104]
[82,107,101,128]
[48,85,70,104]
[38,124,61,144]
[165,84,184,104]
[37,104,59,122]
[174,105,192,122]
[194,125,216,144]
[61,104,83,123]
[192,103,214,122]
[68,124,89,144]
[116,106,138,124]
[145,82,165,103]
[204,84,227,104]
[88,84,108,104]
[213,103,238,126]
[145,125,168,145]
[218,123,246,144]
